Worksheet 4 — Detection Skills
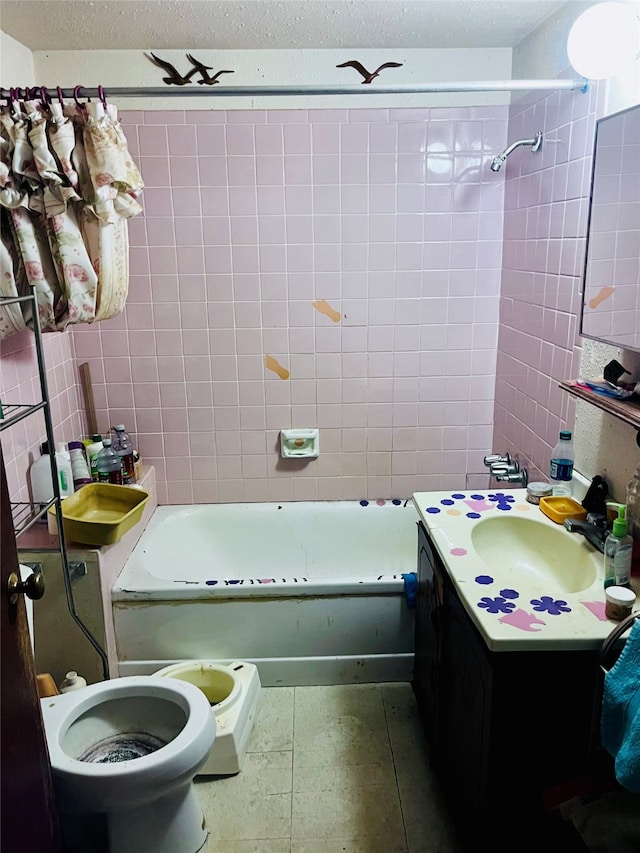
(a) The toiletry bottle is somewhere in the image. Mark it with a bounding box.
[68,441,92,490]
[29,442,56,519]
[85,434,104,482]
[604,505,632,589]
[112,424,136,485]
[625,463,640,576]
[30,440,73,515]
[95,437,124,485]
[54,443,74,498]
[59,671,87,692]
[550,430,574,497]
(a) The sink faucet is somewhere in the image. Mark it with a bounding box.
[563,514,610,553]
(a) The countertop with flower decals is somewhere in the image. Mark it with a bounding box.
[412,488,640,652]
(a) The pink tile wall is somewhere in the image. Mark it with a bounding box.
[0,329,84,501]
[492,83,604,480]
[83,105,508,503]
[1,105,508,506]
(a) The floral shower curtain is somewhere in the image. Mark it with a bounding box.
[0,92,144,340]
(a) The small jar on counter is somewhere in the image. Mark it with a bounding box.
[605,586,636,621]
[526,481,553,505]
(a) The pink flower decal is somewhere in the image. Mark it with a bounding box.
[64,264,89,283]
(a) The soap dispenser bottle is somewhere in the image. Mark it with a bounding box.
[604,505,632,589]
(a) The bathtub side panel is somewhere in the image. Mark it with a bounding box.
[113,594,414,684]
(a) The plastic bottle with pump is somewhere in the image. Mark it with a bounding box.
[625,463,640,577]
[604,505,633,589]
[550,430,574,497]
[95,437,123,485]
[111,424,136,485]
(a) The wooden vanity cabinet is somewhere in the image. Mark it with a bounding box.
[414,521,603,849]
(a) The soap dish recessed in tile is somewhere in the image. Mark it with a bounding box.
[539,496,587,524]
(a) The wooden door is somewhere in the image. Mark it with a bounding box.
[0,441,62,852]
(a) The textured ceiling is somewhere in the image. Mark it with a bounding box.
[1,0,572,51]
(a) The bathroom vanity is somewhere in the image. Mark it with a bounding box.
[411,489,621,850]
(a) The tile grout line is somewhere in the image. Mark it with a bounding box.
[381,684,412,853]
[290,685,297,850]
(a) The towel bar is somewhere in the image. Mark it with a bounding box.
[600,611,640,675]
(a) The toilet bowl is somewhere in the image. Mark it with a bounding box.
[41,675,216,853]
[156,660,261,775]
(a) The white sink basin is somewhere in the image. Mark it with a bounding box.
[470,515,599,594]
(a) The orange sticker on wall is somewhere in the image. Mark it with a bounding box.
[589,286,615,310]
[264,354,290,380]
[312,299,341,323]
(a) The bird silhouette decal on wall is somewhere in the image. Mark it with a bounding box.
[185,55,234,85]
[146,52,235,86]
[336,60,403,84]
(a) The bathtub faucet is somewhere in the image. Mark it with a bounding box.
[483,452,528,487]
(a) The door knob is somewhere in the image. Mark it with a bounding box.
[7,569,45,604]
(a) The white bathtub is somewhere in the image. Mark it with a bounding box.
[113,500,419,686]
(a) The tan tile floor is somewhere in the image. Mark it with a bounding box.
[197,683,463,853]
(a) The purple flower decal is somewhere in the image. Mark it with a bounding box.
[530,596,571,615]
[475,575,494,585]
[500,588,519,599]
[477,596,516,614]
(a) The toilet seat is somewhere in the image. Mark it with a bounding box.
[42,675,216,811]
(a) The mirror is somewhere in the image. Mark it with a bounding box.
[580,103,640,352]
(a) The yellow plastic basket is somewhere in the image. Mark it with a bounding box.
[48,483,149,546]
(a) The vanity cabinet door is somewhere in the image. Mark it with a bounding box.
[438,572,493,828]
[413,521,445,760]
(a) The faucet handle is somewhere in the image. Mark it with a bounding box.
[484,453,511,468]
[490,460,519,476]
[494,469,528,487]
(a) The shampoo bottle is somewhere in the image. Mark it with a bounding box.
[604,505,632,589]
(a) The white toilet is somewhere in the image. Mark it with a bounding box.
[40,675,216,853]
[156,660,261,775]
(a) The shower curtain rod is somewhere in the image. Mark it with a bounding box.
[1,79,588,100]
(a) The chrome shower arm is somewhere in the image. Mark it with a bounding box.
[501,131,543,159]
[490,130,543,171]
